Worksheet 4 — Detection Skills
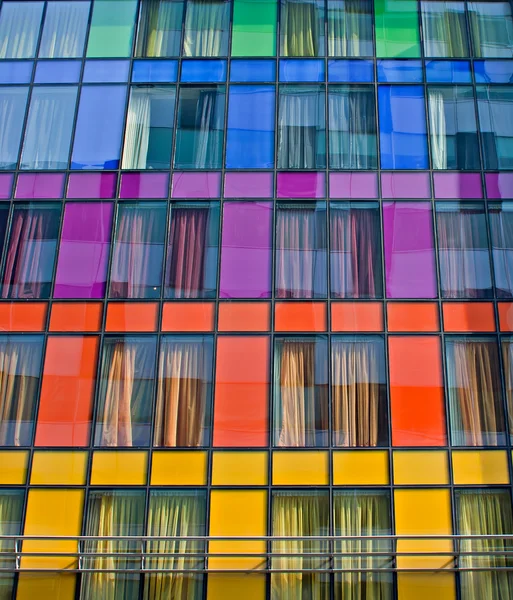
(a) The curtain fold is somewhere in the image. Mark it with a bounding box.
[281,0,322,56]
[122,90,151,170]
[0,490,23,598]
[327,0,372,57]
[0,2,44,58]
[501,339,513,442]
[421,1,469,57]
[490,204,513,298]
[183,0,229,57]
[136,0,183,57]
[38,1,90,58]
[0,87,28,170]
[469,1,513,58]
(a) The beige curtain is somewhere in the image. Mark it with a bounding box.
[144,491,205,600]
[272,492,329,600]
[457,490,513,600]
[501,340,513,440]
[154,339,210,447]
[281,0,321,56]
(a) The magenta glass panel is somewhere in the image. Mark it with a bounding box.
[119,172,169,199]
[224,172,273,198]
[15,173,65,199]
[383,202,437,299]
[54,203,114,299]
[433,173,483,199]
[220,202,272,298]
[486,173,513,199]
[381,172,431,199]
[277,172,326,199]
[329,172,378,199]
[171,172,221,198]
[0,174,14,199]
[67,173,117,199]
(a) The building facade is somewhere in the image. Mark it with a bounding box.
[0,0,512,599]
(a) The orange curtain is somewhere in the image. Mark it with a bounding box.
[501,339,513,438]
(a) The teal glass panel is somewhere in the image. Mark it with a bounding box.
[87,0,138,57]
[375,0,421,58]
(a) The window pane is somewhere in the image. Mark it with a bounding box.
[428,86,479,170]
[502,338,513,443]
[0,1,44,58]
[276,202,327,298]
[122,86,176,169]
[327,0,373,57]
[2,203,61,300]
[0,489,24,598]
[278,85,326,169]
[165,202,219,298]
[477,86,513,170]
[87,0,138,58]
[174,86,225,169]
[232,0,277,57]
[94,336,157,447]
[21,86,78,170]
[0,87,29,170]
[280,0,325,56]
[436,202,492,299]
[447,337,506,446]
[329,85,377,169]
[273,336,328,447]
[469,1,513,58]
[490,202,513,298]
[374,0,421,58]
[39,1,90,58]
[135,0,184,57]
[110,202,167,299]
[421,1,469,57]
[0,336,43,447]
[155,336,213,446]
[183,0,230,57]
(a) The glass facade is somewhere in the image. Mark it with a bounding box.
[0,1,512,599]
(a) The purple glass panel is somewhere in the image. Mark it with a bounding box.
[224,172,273,198]
[277,172,325,199]
[381,172,431,199]
[220,202,272,298]
[54,203,114,299]
[171,172,221,198]
[119,173,169,199]
[67,173,117,199]
[383,202,437,299]
[486,173,513,199]
[433,173,483,199]
[15,173,65,199]
[329,172,378,199]
[34,61,81,84]
[0,174,14,199]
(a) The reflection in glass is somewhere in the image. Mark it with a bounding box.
[0,1,44,58]
[327,0,373,57]
[136,0,184,57]
[39,1,90,58]
[489,202,513,298]
[280,0,325,56]
[0,87,29,170]
[183,0,230,57]
[0,489,24,599]
[502,338,513,442]
[469,1,513,58]
[421,1,469,57]
[477,86,513,170]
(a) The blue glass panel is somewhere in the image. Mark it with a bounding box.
[425,60,472,83]
[279,59,324,82]
[226,85,275,169]
[475,60,513,84]
[379,85,428,170]
[327,60,373,83]
[0,61,32,84]
[132,60,178,82]
[230,59,276,82]
[377,60,423,83]
[71,85,127,170]
[181,60,227,82]
[34,60,81,84]
[83,60,130,83]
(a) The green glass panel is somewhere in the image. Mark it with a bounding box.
[375,0,421,58]
[87,0,138,57]
[232,0,277,56]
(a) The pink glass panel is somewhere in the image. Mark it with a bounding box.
[172,172,221,198]
[0,174,14,199]
[67,173,117,198]
[433,173,483,199]
[381,172,431,199]
[224,172,273,198]
[329,172,378,199]
[16,173,65,199]
[486,173,513,199]
[119,172,169,199]
[277,172,325,198]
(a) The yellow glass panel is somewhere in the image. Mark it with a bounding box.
[0,450,28,484]
[209,490,267,570]
[207,574,266,600]
[453,450,509,485]
[17,574,77,600]
[397,573,456,600]
[151,451,207,485]
[90,451,147,485]
[212,451,268,485]
[22,489,84,569]
[31,451,88,485]
[333,450,389,485]
[393,451,449,485]
[394,489,453,569]
[272,451,328,485]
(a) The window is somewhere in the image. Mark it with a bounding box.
[94,336,157,447]
[183,0,230,57]
[38,1,90,58]
[0,1,44,58]
[489,202,513,299]
[501,337,513,443]
[477,86,513,170]
[446,337,506,446]
[327,0,373,57]
[436,202,493,299]
[86,0,138,58]
[0,87,29,170]
[421,1,469,57]
[0,489,24,599]
[468,1,513,58]
[280,0,325,56]
[273,336,328,447]
[155,336,213,447]
[135,0,184,57]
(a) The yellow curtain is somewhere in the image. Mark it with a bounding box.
[272,492,329,600]
[0,490,23,598]
[144,491,205,600]
[281,0,320,56]
[457,490,513,600]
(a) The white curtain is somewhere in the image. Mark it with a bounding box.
[0,88,29,169]
[429,89,448,169]
[421,1,468,58]
[183,0,229,57]
[194,90,222,168]
[136,0,183,57]
[469,1,513,58]
[122,90,152,169]
[0,1,44,58]
[38,1,90,58]
[327,0,372,57]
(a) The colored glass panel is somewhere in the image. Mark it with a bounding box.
[232,0,277,57]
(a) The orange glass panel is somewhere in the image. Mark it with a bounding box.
[443,302,495,332]
[49,303,102,332]
[218,302,270,332]
[35,336,99,447]
[162,302,215,331]
[275,302,327,332]
[214,336,269,446]
[0,302,47,332]
[499,303,513,331]
[331,302,383,332]
[387,302,439,332]
[389,336,447,446]
[105,302,158,332]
